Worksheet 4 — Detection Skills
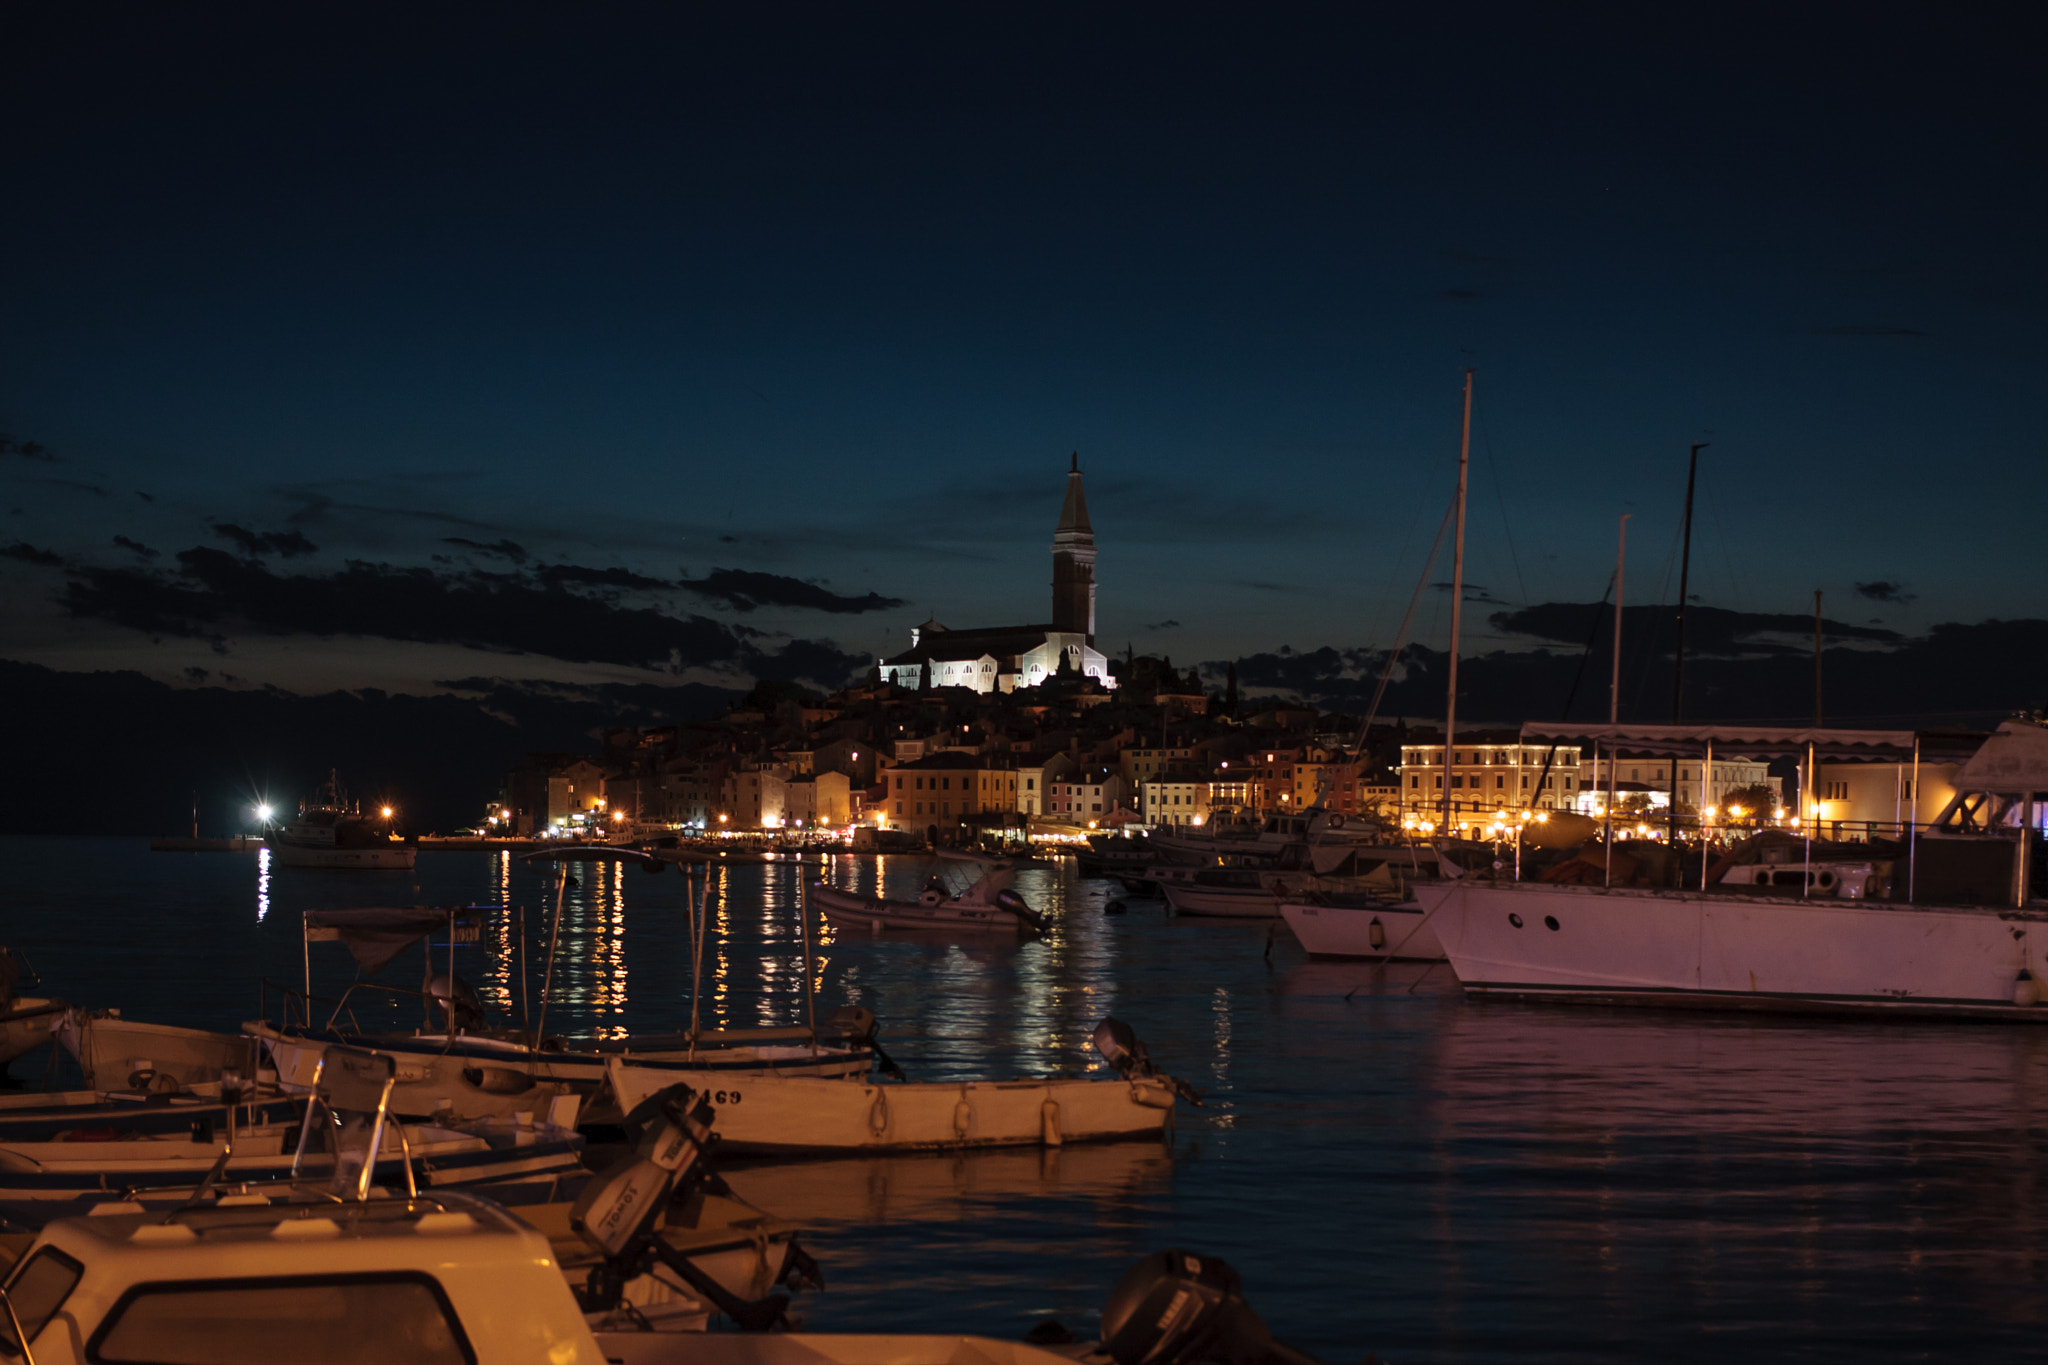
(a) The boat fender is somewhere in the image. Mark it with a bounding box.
[1040,1099,1063,1147]
[463,1066,538,1094]
[953,1096,972,1139]
[2016,970,2041,1008]
[1129,1079,1178,1110]
[868,1088,889,1136]
[1368,917,1385,949]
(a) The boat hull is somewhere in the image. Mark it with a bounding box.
[270,841,418,870]
[1277,901,1446,961]
[605,1059,1176,1154]
[0,998,63,1067]
[1420,881,2048,1019]
[809,884,1037,933]
[56,1011,260,1089]
[251,1024,872,1120]
[1158,883,1279,918]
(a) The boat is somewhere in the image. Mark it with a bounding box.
[0,1046,587,1225]
[600,1017,1196,1154]
[0,949,62,1074]
[1422,720,2048,1020]
[807,852,1046,933]
[0,1078,301,1145]
[0,1075,1320,1365]
[268,769,418,870]
[1277,896,1448,961]
[54,1007,261,1089]
[252,849,884,1121]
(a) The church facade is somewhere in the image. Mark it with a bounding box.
[878,458,1115,694]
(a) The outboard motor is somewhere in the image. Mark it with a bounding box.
[826,1004,904,1080]
[1101,1250,1326,1365]
[1092,1017,1202,1106]
[572,1084,805,1330]
[996,887,1048,931]
[427,973,486,1032]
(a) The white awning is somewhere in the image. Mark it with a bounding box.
[1951,720,2048,794]
[1516,723,1976,760]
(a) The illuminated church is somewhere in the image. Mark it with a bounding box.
[878,457,1115,694]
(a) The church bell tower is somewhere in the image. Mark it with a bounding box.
[1050,453,1096,643]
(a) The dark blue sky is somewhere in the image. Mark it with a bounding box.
[4,5,2042,703]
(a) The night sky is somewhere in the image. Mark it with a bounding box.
[4,6,2044,739]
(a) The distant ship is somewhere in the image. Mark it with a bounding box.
[269,770,418,870]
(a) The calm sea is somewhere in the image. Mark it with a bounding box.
[7,836,2047,1363]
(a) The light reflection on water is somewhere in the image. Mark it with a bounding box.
[11,838,2048,1361]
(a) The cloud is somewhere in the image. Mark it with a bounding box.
[444,537,528,562]
[0,436,59,462]
[113,535,160,559]
[2,541,65,566]
[1854,580,1916,604]
[1434,581,1508,605]
[56,547,869,687]
[678,568,904,615]
[537,563,672,592]
[1236,580,1302,594]
[1490,601,1900,655]
[212,523,319,558]
[1812,324,1930,338]
[1143,619,1182,631]
[135,491,154,503]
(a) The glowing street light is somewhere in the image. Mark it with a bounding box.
[379,806,393,820]
[254,803,273,822]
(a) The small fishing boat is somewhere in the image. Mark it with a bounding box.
[0,1047,587,1225]
[601,1017,1196,1154]
[0,1078,301,1145]
[55,1007,260,1089]
[269,769,418,870]
[0,948,63,1074]
[252,849,884,1121]
[808,852,1046,933]
[1276,896,1448,961]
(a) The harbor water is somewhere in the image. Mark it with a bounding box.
[7,835,2048,1362]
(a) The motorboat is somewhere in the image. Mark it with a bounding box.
[0,949,62,1074]
[1277,897,1448,961]
[253,848,884,1121]
[600,1017,1197,1155]
[54,1008,261,1089]
[268,769,418,870]
[808,852,1046,933]
[0,1078,300,1145]
[0,1046,587,1226]
[1423,721,2048,1020]
[0,1074,1322,1365]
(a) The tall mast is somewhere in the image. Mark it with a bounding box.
[1610,513,1631,725]
[1669,441,1705,858]
[1441,370,1473,834]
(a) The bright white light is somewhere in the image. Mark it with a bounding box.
[255,803,273,822]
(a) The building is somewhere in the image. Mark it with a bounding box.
[1045,768,1127,825]
[878,458,1115,693]
[1139,778,1210,827]
[1808,759,1962,837]
[1398,736,1584,823]
[1576,754,1778,817]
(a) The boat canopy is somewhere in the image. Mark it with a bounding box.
[302,907,482,975]
[1950,720,2048,794]
[1517,722,1985,762]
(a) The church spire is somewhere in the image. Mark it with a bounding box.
[1051,454,1096,642]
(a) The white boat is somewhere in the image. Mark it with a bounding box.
[600,1017,1194,1154]
[251,879,878,1121]
[1423,720,2048,1020]
[269,769,418,870]
[54,1008,260,1089]
[0,1079,1313,1365]
[808,854,1046,933]
[1277,899,1448,961]
[0,948,62,1072]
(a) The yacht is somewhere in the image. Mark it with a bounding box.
[269,770,418,870]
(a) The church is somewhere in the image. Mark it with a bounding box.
[878,457,1116,694]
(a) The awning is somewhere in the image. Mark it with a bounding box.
[1951,720,2048,794]
[1517,723,1984,762]
[302,907,481,976]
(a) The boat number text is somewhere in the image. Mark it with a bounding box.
[710,1089,743,1105]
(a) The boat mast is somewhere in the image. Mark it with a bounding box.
[1668,442,1705,855]
[1606,513,1630,883]
[1441,370,1473,836]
